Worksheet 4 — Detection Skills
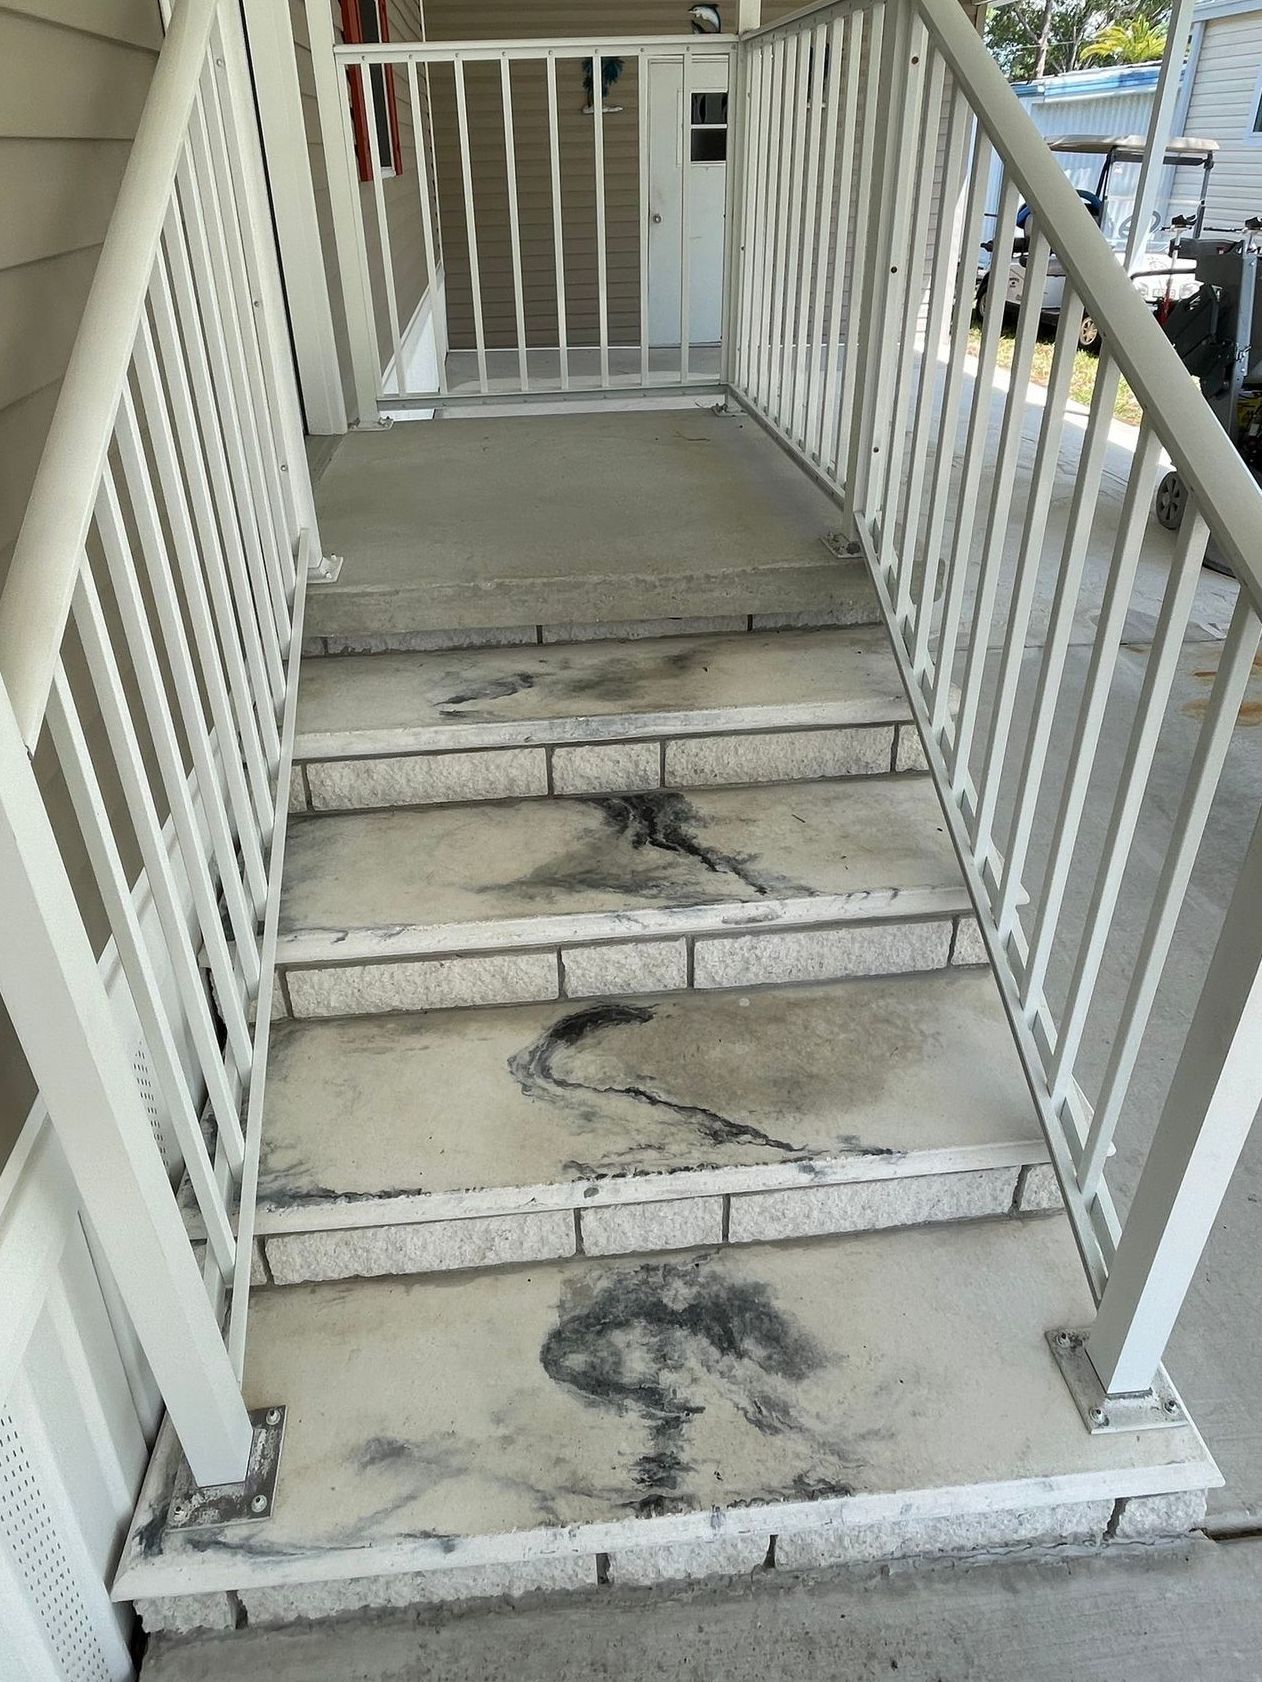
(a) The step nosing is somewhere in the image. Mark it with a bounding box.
[293,701,912,761]
[275,887,974,967]
[249,1142,1049,1235]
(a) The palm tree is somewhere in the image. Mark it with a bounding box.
[1081,16,1168,63]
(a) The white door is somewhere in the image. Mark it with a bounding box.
[647,55,729,347]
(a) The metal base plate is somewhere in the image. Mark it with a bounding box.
[310,552,345,583]
[1048,1330,1187,1433]
[166,1405,286,1531]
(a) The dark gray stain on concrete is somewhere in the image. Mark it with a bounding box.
[540,1256,832,1515]
[592,791,798,900]
[508,1002,802,1155]
[436,671,538,714]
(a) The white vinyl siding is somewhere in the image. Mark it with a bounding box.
[1184,9,1262,230]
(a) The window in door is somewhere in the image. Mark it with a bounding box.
[340,0,403,182]
[690,90,728,162]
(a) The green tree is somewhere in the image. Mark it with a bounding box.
[985,1,1169,82]
[1080,15,1168,61]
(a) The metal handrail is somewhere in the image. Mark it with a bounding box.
[0,0,217,750]
[915,0,1262,606]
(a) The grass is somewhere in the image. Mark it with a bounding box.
[966,322,1143,428]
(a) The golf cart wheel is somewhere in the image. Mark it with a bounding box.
[1077,313,1102,353]
[1155,470,1188,531]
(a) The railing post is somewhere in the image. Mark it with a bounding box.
[1085,806,1262,1396]
[240,0,348,435]
[303,0,382,424]
[0,684,254,1488]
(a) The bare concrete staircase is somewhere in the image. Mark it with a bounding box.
[121,424,1217,1638]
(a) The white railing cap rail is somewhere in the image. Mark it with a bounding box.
[0,0,218,751]
[917,0,1262,608]
[333,34,739,62]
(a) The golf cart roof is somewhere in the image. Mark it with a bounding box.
[1047,134,1219,166]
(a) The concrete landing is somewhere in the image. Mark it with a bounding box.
[235,971,1048,1282]
[117,1218,1217,1625]
[306,412,873,636]
[274,779,975,1017]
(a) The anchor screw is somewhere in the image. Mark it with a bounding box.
[1088,1405,1108,1428]
[265,1408,282,1427]
[250,1494,269,1515]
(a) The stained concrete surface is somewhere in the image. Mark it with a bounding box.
[164,383,1262,1676]
[143,1539,1262,1682]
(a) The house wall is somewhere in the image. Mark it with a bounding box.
[1181,4,1262,231]
[0,0,165,1168]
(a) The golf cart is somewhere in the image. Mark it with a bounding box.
[978,133,1219,351]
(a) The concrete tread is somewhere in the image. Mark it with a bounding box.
[294,626,911,759]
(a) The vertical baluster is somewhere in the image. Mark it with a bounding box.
[754,38,786,408]
[546,52,570,391]
[882,41,944,594]
[970,289,1082,860]
[994,355,1123,941]
[803,16,843,459]
[790,20,828,442]
[591,50,611,388]
[180,116,290,648]
[47,667,238,1275]
[775,39,810,430]
[112,391,261,994]
[72,565,249,1140]
[500,55,529,393]
[817,11,862,469]
[94,468,258,1062]
[1080,594,1262,1199]
[131,315,269,913]
[453,57,488,394]
[766,35,798,419]
[680,47,694,386]
[909,124,993,680]
[948,226,1052,789]
[1020,426,1163,1010]
[195,68,296,598]
[835,2,885,492]
[149,244,277,821]
[162,203,287,717]
[638,48,652,387]
[1049,507,1209,1104]
[897,77,973,626]
[360,57,405,396]
[406,61,447,396]
[924,171,1018,733]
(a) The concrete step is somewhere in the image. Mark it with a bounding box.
[273,778,978,1019]
[230,970,1052,1284]
[119,1216,1218,1631]
[304,411,879,641]
[289,626,925,813]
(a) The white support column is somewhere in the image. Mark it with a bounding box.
[0,684,254,1488]
[303,0,381,424]
[1085,806,1262,1396]
[737,0,762,31]
[1125,0,1196,270]
[241,0,348,435]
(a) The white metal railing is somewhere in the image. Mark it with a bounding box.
[729,0,1262,1402]
[306,13,739,412]
[0,0,318,1486]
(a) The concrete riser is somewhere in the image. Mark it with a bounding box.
[289,722,928,814]
[138,1486,1207,1631]
[249,1169,1062,1288]
[273,912,988,1020]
